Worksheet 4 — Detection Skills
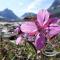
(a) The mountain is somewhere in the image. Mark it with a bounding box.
[0,8,19,21]
[22,12,36,19]
[21,12,37,21]
[48,0,60,17]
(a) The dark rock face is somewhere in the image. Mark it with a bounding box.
[48,0,60,17]
[48,0,60,11]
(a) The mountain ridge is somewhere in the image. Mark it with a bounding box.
[0,8,19,20]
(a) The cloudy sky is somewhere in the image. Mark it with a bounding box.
[0,0,54,17]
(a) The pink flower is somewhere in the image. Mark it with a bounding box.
[20,10,60,49]
[14,26,22,34]
[14,27,20,33]
[16,35,23,45]
[14,26,23,45]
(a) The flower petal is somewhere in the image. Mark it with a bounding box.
[14,26,22,34]
[37,10,49,26]
[43,10,49,25]
[21,22,38,34]
[49,18,59,24]
[35,33,46,50]
[44,18,58,28]
[16,36,22,45]
[15,27,20,32]
[47,26,60,38]
[57,19,60,24]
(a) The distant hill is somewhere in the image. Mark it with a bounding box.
[0,8,20,21]
[21,12,37,21]
[21,12,36,19]
[48,0,60,17]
